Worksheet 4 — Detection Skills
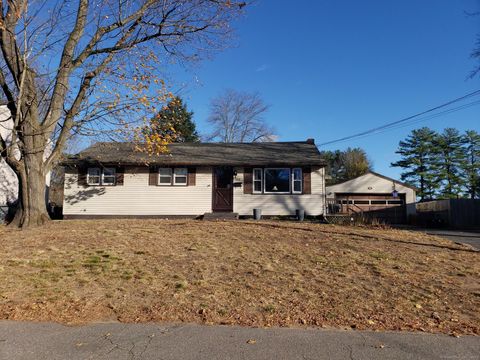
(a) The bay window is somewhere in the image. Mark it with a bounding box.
[250,167,304,194]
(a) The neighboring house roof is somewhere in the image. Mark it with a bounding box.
[63,141,326,167]
[327,171,418,191]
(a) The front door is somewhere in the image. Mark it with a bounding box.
[212,167,233,212]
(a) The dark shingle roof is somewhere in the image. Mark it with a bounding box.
[64,141,325,167]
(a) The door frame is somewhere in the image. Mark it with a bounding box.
[212,166,234,212]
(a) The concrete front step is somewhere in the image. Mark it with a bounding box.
[203,212,239,220]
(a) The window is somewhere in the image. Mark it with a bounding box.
[353,200,369,205]
[292,168,302,194]
[158,168,172,185]
[371,200,387,205]
[387,200,403,205]
[264,168,290,194]
[102,167,116,185]
[87,167,116,185]
[87,168,101,185]
[174,168,188,185]
[253,168,263,193]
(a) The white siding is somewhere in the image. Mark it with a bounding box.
[64,165,327,217]
[0,106,17,206]
[326,172,417,215]
[63,166,213,216]
[233,167,325,216]
[0,105,52,206]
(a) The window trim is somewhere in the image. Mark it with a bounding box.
[158,167,173,186]
[157,167,189,186]
[101,167,116,186]
[87,167,101,186]
[173,168,188,186]
[253,168,263,194]
[87,167,117,186]
[292,168,302,194]
[263,168,292,194]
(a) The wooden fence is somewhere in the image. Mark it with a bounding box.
[415,199,480,229]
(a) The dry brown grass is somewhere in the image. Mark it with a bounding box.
[0,219,478,335]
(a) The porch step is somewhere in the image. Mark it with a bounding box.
[203,212,239,221]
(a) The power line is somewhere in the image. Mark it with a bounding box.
[318,89,480,147]
[330,99,480,144]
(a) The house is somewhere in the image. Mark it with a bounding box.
[326,171,417,223]
[62,140,327,218]
[0,105,16,219]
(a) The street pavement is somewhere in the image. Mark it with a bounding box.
[423,229,480,250]
[1,321,479,360]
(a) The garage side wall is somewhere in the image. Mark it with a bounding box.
[233,166,326,216]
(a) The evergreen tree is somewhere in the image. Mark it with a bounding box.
[391,127,438,201]
[433,128,466,198]
[462,130,480,199]
[145,97,199,143]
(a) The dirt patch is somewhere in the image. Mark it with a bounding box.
[0,219,478,335]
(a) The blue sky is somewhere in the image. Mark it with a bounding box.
[169,0,480,179]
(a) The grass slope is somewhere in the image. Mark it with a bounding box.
[0,220,478,335]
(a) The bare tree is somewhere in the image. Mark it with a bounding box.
[206,89,275,143]
[0,0,244,227]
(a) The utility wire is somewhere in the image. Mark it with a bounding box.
[318,89,480,146]
[331,99,480,144]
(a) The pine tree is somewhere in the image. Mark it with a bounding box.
[391,127,438,201]
[462,130,480,199]
[434,128,466,198]
[145,96,199,143]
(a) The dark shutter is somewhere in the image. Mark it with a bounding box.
[303,167,311,194]
[149,166,158,186]
[116,166,125,186]
[244,168,253,194]
[78,165,88,187]
[188,167,196,186]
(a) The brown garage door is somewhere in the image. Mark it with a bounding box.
[335,193,407,224]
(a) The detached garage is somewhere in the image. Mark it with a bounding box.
[326,171,417,224]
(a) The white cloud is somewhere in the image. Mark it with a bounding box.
[255,64,269,72]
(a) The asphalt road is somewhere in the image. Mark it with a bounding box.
[1,321,479,360]
[423,229,480,250]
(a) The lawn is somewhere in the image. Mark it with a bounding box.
[0,220,478,335]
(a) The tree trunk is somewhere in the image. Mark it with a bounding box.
[9,153,50,228]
